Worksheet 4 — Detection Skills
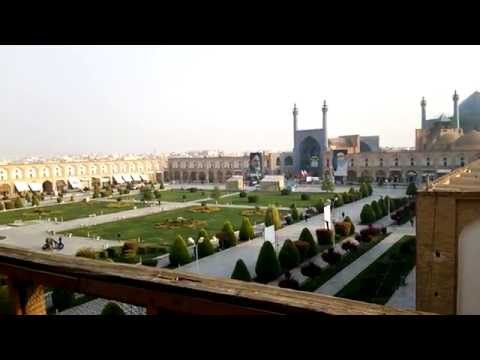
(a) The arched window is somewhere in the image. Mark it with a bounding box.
[394,158,399,167]
[410,158,415,166]
[443,157,448,167]
[379,158,383,167]
[0,169,7,181]
[284,156,293,166]
[42,168,50,177]
[350,159,354,167]
[426,157,431,167]
[460,157,465,167]
[276,158,281,166]
[365,158,368,168]
[28,168,36,179]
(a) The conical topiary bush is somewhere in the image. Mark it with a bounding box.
[255,241,281,283]
[278,239,301,271]
[231,259,252,282]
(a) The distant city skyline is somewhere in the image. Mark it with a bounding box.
[1,45,480,159]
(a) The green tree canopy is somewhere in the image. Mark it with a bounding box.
[360,204,376,224]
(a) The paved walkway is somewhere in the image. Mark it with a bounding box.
[386,267,416,310]
[314,229,414,296]
[58,298,145,315]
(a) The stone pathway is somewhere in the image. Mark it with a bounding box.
[385,267,416,310]
[58,298,145,315]
[314,230,413,296]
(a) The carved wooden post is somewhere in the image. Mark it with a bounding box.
[7,278,46,315]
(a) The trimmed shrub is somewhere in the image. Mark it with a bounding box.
[334,221,352,237]
[198,237,214,258]
[334,196,344,207]
[321,248,342,265]
[265,206,282,230]
[75,248,98,259]
[57,196,63,203]
[169,235,191,266]
[106,246,122,259]
[4,201,14,210]
[154,190,162,199]
[239,191,247,198]
[239,216,254,241]
[300,193,310,201]
[299,228,318,257]
[378,198,387,217]
[342,240,360,252]
[142,188,154,201]
[280,188,291,196]
[367,182,373,196]
[220,221,237,249]
[359,183,369,198]
[314,200,324,214]
[293,240,310,262]
[122,241,139,255]
[101,302,125,316]
[343,216,355,235]
[301,262,323,277]
[0,202,4,211]
[278,239,301,271]
[231,259,252,282]
[52,288,74,311]
[406,182,417,197]
[291,206,299,222]
[247,195,258,203]
[255,241,281,283]
[32,196,40,206]
[278,275,300,290]
[188,187,198,193]
[159,181,165,190]
[14,197,24,209]
[360,204,376,224]
[316,228,333,246]
[371,200,382,220]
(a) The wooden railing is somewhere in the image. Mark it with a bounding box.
[0,244,430,315]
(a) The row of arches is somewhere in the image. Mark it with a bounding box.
[347,169,420,183]
[171,170,238,183]
[0,161,163,182]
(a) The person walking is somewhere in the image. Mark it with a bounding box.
[410,217,414,227]
[341,211,345,219]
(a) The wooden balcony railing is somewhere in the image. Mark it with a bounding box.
[0,244,430,315]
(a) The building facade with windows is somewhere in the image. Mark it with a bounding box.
[0,156,167,197]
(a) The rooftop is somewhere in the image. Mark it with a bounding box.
[425,158,480,192]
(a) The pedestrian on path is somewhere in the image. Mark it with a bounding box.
[341,211,345,219]
[410,218,414,227]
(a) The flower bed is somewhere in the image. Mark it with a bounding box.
[300,233,390,292]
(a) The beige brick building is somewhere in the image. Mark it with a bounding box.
[0,156,167,197]
[416,159,480,314]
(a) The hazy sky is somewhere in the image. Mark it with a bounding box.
[2,45,480,160]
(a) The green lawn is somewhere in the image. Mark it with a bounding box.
[301,233,390,292]
[209,190,336,208]
[0,201,145,225]
[335,235,416,305]
[63,206,269,248]
[128,189,234,203]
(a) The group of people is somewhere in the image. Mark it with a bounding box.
[42,236,64,250]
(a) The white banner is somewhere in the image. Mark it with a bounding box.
[324,204,331,229]
[264,225,275,244]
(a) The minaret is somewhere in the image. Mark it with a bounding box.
[421,97,427,129]
[293,103,298,132]
[453,90,460,129]
[322,100,328,151]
